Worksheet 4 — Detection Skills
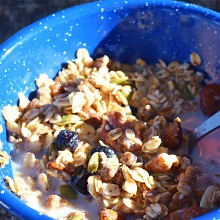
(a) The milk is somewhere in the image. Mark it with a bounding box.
[181,110,220,183]
[10,149,100,219]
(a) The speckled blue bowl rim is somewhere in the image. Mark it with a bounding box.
[0,0,220,219]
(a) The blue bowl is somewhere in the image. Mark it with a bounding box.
[0,0,220,219]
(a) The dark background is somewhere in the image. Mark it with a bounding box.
[0,0,220,45]
[0,0,220,219]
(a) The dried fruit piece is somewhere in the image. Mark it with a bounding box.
[58,185,77,200]
[166,206,209,220]
[199,83,220,116]
[163,120,183,150]
[190,52,202,66]
[47,161,70,174]
[70,168,92,195]
[89,145,116,158]
[55,130,79,152]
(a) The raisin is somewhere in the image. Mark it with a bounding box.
[89,145,116,158]
[55,129,79,152]
[70,167,92,195]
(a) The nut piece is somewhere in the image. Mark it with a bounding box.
[145,153,179,172]
[190,52,202,66]
[137,105,155,121]
[163,121,183,150]
[44,195,70,209]
[99,209,123,220]
[120,152,137,166]
[177,165,197,196]
[199,84,220,116]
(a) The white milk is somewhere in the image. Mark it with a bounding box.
[11,149,100,220]
[181,110,220,183]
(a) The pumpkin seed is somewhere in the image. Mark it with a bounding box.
[68,215,83,220]
[87,152,100,173]
[110,76,128,85]
[121,85,132,99]
[58,184,78,200]
[46,143,55,157]
[57,114,81,125]
[183,83,193,100]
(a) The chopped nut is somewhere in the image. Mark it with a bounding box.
[44,195,70,209]
[120,152,137,166]
[145,153,179,172]
[177,165,197,196]
[99,208,123,220]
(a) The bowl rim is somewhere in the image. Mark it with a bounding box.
[0,0,220,219]
[1,0,220,53]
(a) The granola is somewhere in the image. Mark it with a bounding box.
[2,48,218,219]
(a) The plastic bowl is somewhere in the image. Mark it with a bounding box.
[0,0,220,219]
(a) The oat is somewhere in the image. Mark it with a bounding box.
[55,149,74,167]
[2,105,21,122]
[23,152,40,168]
[190,52,202,66]
[38,173,50,191]
[102,183,121,197]
[200,185,220,210]
[0,151,11,168]
[142,136,161,154]
[108,128,123,141]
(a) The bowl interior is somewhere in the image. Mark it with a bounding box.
[0,0,220,219]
